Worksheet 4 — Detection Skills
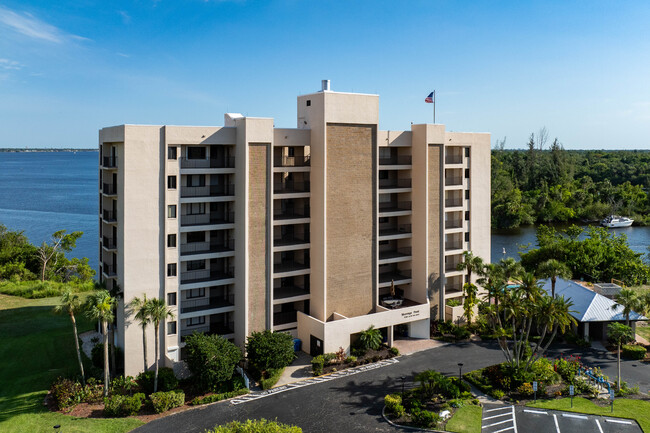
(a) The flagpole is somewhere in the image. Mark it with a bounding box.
[433,90,436,124]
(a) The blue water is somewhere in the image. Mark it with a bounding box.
[0,151,99,269]
[0,152,648,272]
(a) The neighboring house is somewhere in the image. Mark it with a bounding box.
[540,278,646,340]
[98,81,491,376]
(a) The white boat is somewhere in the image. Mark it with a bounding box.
[601,215,634,228]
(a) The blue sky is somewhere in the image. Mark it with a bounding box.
[1,1,649,149]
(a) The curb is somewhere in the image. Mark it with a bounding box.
[381,406,446,432]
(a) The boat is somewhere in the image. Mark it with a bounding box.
[601,215,634,228]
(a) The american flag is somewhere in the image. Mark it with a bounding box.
[425,92,434,103]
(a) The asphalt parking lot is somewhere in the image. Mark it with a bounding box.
[482,403,643,433]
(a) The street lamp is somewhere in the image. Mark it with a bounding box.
[401,376,405,394]
[457,363,464,381]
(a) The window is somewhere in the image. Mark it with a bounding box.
[187,174,205,187]
[465,232,470,242]
[167,321,177,335]
[465,169,470,179]
[288,147,295,157]
[187,260,205,271]
[465,147,470,158]
[168,205,176,218]
[187,147,206,160]
[306,100,311,107]
[379,147,392,159]
[187,203,205,215]
[167,234,176,248]
[187,316,205,327]
[465,190,470,200]
[167,292,177,306]
[168,146,177,160]
[187,231,205,243]
[167,176,177,189]
[187,288,205,299]
[167,263,177,277]
[465,211,470,221]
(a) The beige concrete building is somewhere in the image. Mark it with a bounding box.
[99,82,491,376]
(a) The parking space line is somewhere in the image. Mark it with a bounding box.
[523,409,548,415]
[596,420,604,433]
[483,412,512,420]
[511,405,518,433]
[483,419,512,428]
[605,419,633,425]
[493,427,514,433]
[562,414,588,420]
[553,414,560,433]
[485,406,513,413]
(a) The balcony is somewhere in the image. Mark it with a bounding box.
[102,264,117,277]
[379,178,412,190]
[181,184,235,198]
[445,155,463,165]
[445,241,463,251]
[180,269,234,285]
[379,224,412,238]
[181,322,234,341]
[180,240,234,256]
[274,285,310,302]
[181,212,234,227]
[445,219,463,229]
[379,247,412,262]
[102,236,117,250]
[102,183,117,196]
[274,310,298,326]
[102,156,117,169]
[275,156,310,168]
[274,181,310,194]
[445,262,462,272]
[274,207,310,221]
[102,209,117,223]
[180,295,234,314]
[274,234,310,248]
[445,199,463,208]
[379,270,412,287]
[445,177,463,187]
[179,157,235,169]
[379,155,412,166]
[379,201,412,214]
[274,260,310,274]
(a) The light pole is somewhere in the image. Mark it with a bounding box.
[401,376,405,394]
[458,363,464,382]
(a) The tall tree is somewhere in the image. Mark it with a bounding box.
[607,323,634,391]
[611,289,639,326]
[131,295,152,372]
[498,257,524,283]
[457,251,484,285]
[537,259,572,298]
[148,298,175,392]
[84,290,115,397]
[54,289,86,385]
[36,229,83,281]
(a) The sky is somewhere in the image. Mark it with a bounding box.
[1,0,649,150]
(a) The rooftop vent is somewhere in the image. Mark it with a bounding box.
[321,79,330,92]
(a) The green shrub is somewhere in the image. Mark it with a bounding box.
[79,377,104,404]
[350,346,367,357]
[490,389,505,400]
[415,370,464,399]
[389,347,399,356]
[246,330,295,374]
[103,393,145,417]
[191,388,249,405]
[311,355,324,376]
[358,325,382,350]
[207,419,302,432]
[91,342,124,372]
[345,355,357,364]
[411,408,440,428]
[622,344,647,360]
[260,368,284,390]
[384,393,402,414]
[136,367,178,395]
[149,390,185,413]
[111,375,139,396]
[517,382,534,397]
[50,377,83,410]
[184,333,242,392]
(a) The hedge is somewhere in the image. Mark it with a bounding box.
[150,390,185,413]
[622,344,647,360]
[191,388,249,406]
[103,393,145,417]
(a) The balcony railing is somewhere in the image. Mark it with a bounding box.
[103,264,117,277]
[180,295,234,314]
[102,183,117,195]
[445,155,463,165]
[274,285,309,300]
[274,234,310,247]
[274,260,310,274]
[379,247,412,261]
[274,181,310,194]
[274,207,310,220]
[181,212,234,226]
[445,177,463,186]
[103,236,117,249]
[445,199,463,207]
[180,240,234,255]
[379,201,412,212]
[445,219,463,229]
[379,178,412,189]
[445,242,463,251]
[102,156,118,168]
[274,311,298,325]
[379,224,412,237]
[103,209,117,222]
[180,269,234,284]
[179,157,235,169]
[181,184,235,198]
[275,156,310,167]
[379,270,412,284]
[180,322,235,341]
[379,155,412,165]
[445,263,462,272]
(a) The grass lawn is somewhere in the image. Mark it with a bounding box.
[636,323,650,342]
[528,397,650,432]
[445,405,482,433]
[0,294,143,432]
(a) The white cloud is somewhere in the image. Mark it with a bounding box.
[0,6,88,44]
[0,58,23,70]
[117,10,131,24]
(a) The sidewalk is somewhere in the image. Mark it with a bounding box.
[275,352,313,387]
[392,337,447,355]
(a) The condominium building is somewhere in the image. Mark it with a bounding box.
[99,81,490,376]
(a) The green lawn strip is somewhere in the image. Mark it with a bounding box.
[636,324,650,342]
[445,404,482,433]
[0,294,144,433]
[528,397,650,432]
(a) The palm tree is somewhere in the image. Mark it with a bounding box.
[637,291,650,318]
[93,280,121,378]
[54,289,86,385]
[131,295,151,372]
[477,263,505,306]
[607,323,634,391]
[518,272,543,303]
[462,282,479,325]
[611,289,639,326]
[148,298,174,392]
[498,257,524,284]
[538,259,572,298]
[456,251,484,284]
[85,290,115,397]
